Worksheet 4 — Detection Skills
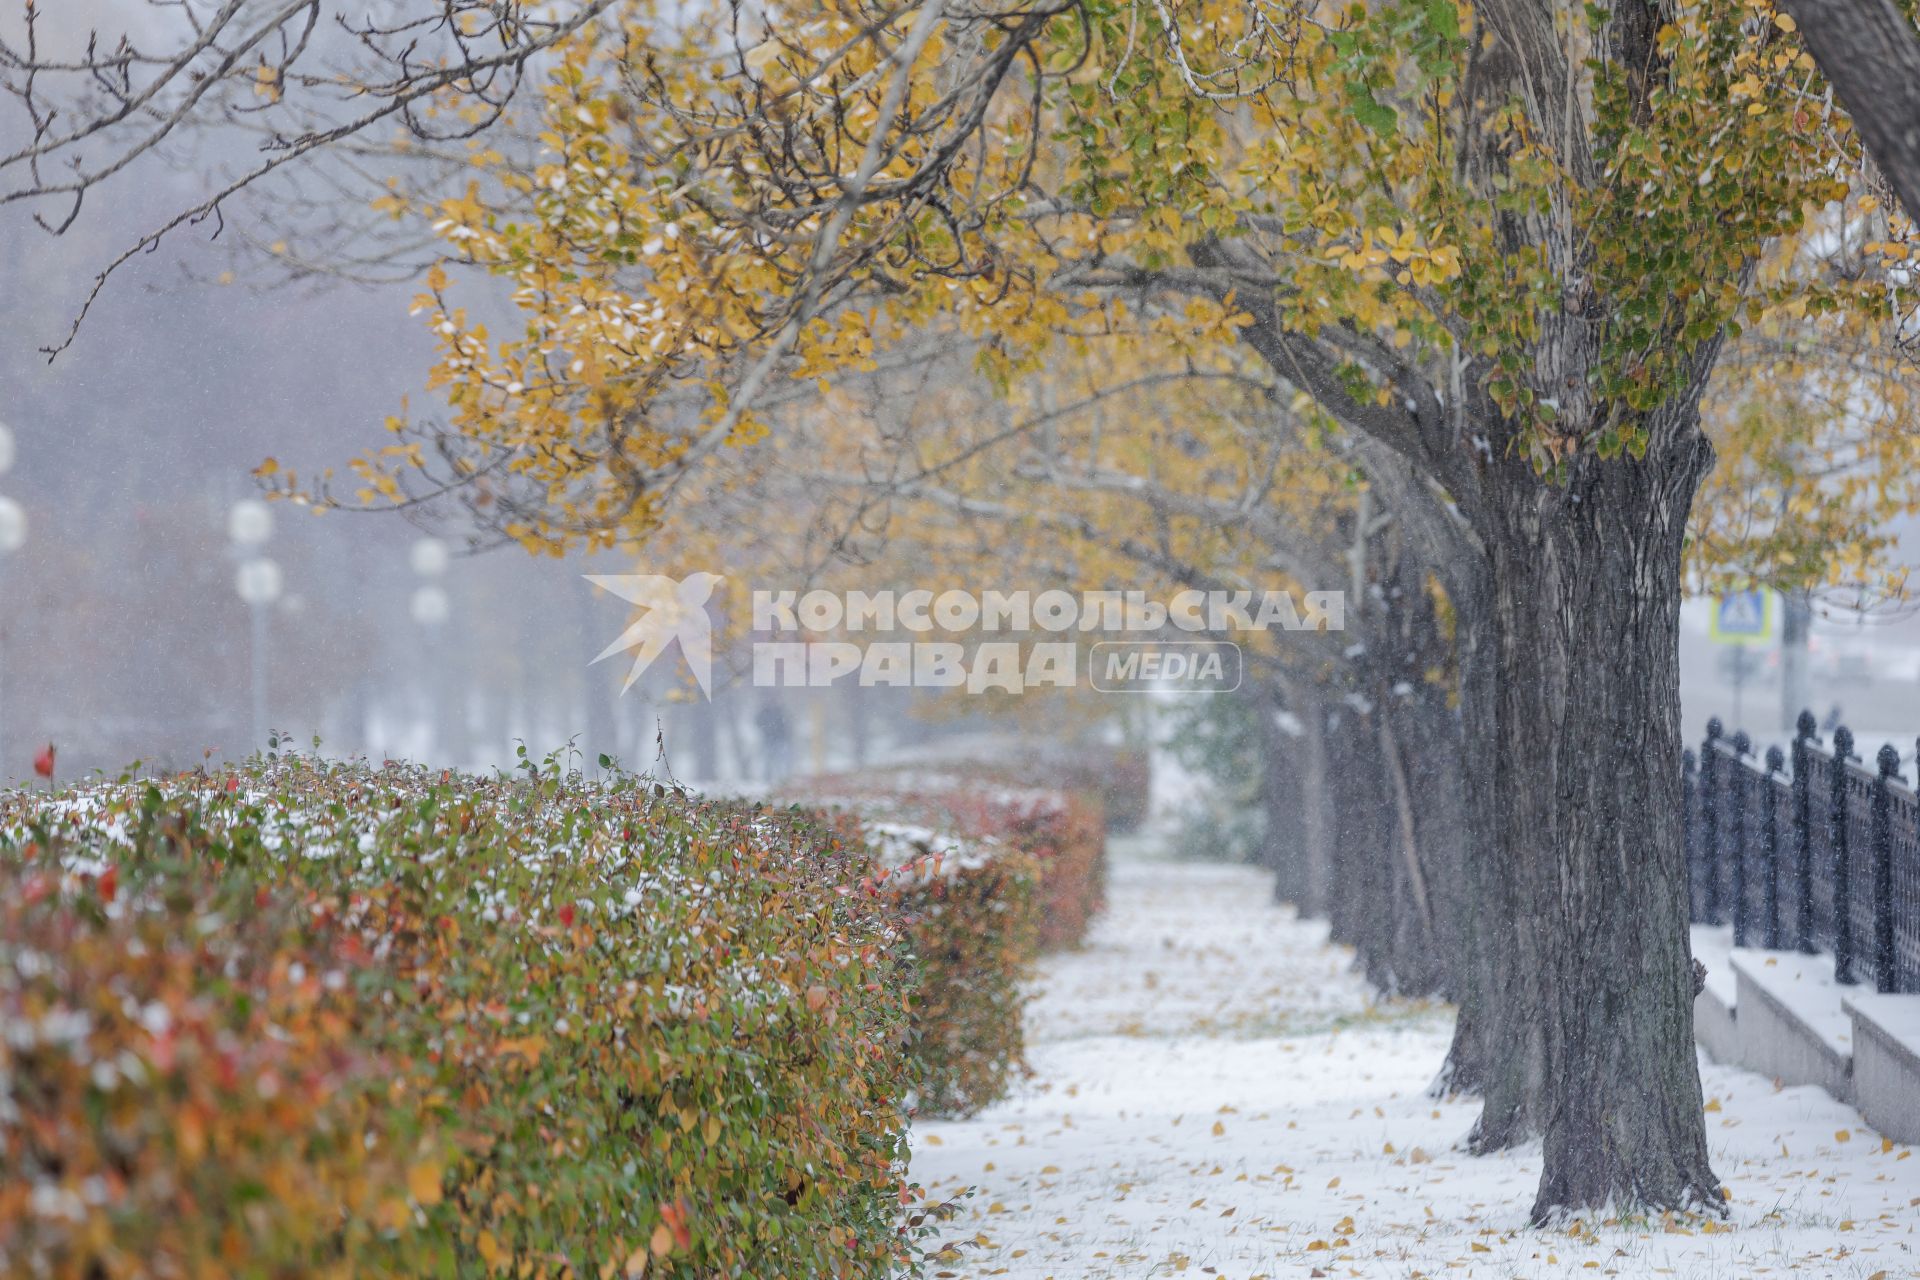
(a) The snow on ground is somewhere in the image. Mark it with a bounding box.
[910,844,1920,1279]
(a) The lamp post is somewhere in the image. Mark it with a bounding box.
[230,499,280,752]
[0,422,23,777]
[409,537,451,763]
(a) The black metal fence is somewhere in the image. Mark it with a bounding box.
[1684,711,1920,994]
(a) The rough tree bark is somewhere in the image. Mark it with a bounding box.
[1485,421,1721,1219]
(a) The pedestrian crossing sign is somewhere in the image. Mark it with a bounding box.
[1709,590,1774,645]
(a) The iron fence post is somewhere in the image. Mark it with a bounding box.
[1764,745,1784,949]
[1873,744,1898,994]
[1833,726,1858,986]
[1793,710,1817,954]
[1730,730,1752,947]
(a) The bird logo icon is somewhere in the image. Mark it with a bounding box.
[585,572,724,698]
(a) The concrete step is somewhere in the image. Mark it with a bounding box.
[1688,927,1920,1140]
[1844,992,1920,1144]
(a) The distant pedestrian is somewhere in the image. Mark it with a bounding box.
[757,698,793,781]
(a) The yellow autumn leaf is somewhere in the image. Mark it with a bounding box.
[408,1159,444,1206]
[497,1035,548,1065]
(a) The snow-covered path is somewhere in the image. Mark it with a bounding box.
[910,848,1920,1279]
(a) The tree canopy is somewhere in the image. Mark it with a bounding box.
[245,0,1899,559]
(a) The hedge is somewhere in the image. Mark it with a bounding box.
[785,800,1041,1119]
[0,837,434,1278]
[801,769,1107,952]
[1,756,922,1280]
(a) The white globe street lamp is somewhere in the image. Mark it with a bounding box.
[236,557,284,607]
[410,584,450,627]
[228,497,273,548]
[410,536,450,578]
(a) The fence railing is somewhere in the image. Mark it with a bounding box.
[1683,711,1920,994]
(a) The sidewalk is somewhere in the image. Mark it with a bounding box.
[910,850,1920,1279]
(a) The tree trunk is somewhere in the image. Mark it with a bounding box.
[1373,529,1462,999]
[1256,679,1306,903]
[1292,687,1333,918]
[1436,593,1548,1149]
[1346,440,1523,1107]
[1376,703,1446,995]
[1323,704,1382,957]
[1397,672,1470,1002]
[1484,442,1721,1220]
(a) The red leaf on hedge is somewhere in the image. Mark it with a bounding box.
[97,865,118,903]
[149,1028,177,1071]
[226,775,240,793]
[558,903,576,927]
[32,742,54,778]
[662,1199,692,1250]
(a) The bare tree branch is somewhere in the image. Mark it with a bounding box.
[1,0,622,357]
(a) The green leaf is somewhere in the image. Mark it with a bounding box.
[1345,83,1397,135]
